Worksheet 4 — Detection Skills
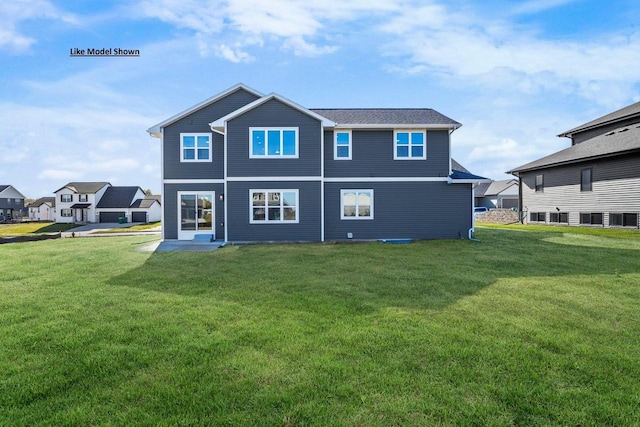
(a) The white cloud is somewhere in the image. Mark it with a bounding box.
[133,0,398,60]
[0,0,78,52]
[37,169,83,181]
[381,2,640,107]
[511,0,580,15]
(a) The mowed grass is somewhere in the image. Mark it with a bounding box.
[0,222,76,236]
[1,227,639,426]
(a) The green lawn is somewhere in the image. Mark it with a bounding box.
[1,227,639,425]
[0,222,77,236]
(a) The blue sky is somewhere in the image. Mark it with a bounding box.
[1,0,639,198]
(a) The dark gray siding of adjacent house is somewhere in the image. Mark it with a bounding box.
[226,181,322,241]
[163,183,225,240]
[226,99,322,177]
[324,129,451,178]
[163,89,260,180]
[520,152,640,226]
[571,117,640,145]
[324,181,472,240]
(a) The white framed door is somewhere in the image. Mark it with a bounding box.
[177,191,215,240]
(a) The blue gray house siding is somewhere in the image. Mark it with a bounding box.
[324,181,472,240]
[324,130,451,178]
[163,89,260,180]
[163,183,225,240]
[226,99,322,178]
[226,181,322,241]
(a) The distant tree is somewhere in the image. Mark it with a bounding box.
[144,189,153,196]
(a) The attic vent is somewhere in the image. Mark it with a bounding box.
[605,131,615,136]
[619,128,629,133]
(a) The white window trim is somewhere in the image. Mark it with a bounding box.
[249,127,299,159]
[393,130,427,160]
[180,133,212,162]
[340,189,374,220]
[334,130,352,160]
[249,189,299,224]
[61,194,72,203]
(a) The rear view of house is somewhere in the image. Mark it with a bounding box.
[0,185,27,221]
[148,84,487,242]
[508,101,640,228]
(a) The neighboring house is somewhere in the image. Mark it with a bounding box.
[0,185,27,221]
[96,186,162,223]
[54,182,110,223]
[148,84,488,242]
[508,100,640,228]
[28,197,56,221]
[475,179,519,209]
[54,182,161,223]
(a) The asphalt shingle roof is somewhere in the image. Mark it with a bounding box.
[28,197,55,208]
[96,186,141,208]
[56,182,110,194]
[310,109,461,127]
[0,185,9,193]
[559,101,640,137]
[509,124,640,174]
[130,196,161,208]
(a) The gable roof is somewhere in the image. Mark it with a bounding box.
[558,100,640,138]
[147,84,263,137]
[210,93,336,130]
[311,109,461,129]
[475,179,518,197]
[508,124,640,174]
[96,186,143,208]
[0,185,26,199]
[28,197,55,208]
[54,182,110,194]
[451,158,470,174]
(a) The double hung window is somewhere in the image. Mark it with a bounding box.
[334,130,351,160]
[61,194,72,203]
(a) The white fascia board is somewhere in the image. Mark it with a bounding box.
[210,93,336,131]
[147,83,263,137]
[324,177,449,182]
[335,123,461,130]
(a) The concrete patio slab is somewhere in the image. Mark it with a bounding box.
[139,240,225,252]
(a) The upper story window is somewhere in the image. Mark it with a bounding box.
[394,130,426,160]
[341,190,374,220]
[61,194,72,203]
[334,130,351,160]
[79,194,88,202]
[535,174,544,192]
[250,190,299,223]
[250,128,298,158]
[181,133,212,162]
[580,168,592,192]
